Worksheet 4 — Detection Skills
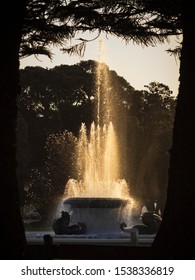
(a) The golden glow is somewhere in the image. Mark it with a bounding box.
[64,39,132,201]
[65,121,130,198]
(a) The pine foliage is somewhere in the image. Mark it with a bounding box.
[21,0,182,58]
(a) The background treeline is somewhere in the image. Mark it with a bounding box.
[17,60,176,224]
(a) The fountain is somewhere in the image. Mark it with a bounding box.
[57,39,136,236]
[24,40,157,248]
[24,40,157,249]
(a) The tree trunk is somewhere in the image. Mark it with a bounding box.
[151,3,195,259]
[0,1,28,259]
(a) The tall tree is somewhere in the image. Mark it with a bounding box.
[0,0,27,259]
[151,3,195,259]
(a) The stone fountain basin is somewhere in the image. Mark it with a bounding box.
[63,197,131,234]
[63,197,130,208]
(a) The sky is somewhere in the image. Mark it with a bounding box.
[20,33,181,96]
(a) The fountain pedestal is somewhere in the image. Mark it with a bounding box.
[63,197,131,234]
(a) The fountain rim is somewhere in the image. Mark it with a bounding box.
[63,197,131,208]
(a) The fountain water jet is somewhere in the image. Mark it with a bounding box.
[60,39,135,235]
[65,122,129,198]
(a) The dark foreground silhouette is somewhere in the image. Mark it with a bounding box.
[120,212,162,234]
[52,211,86,235]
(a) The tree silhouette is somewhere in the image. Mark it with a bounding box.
[151,3,195,259]
[0,0,27,259]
